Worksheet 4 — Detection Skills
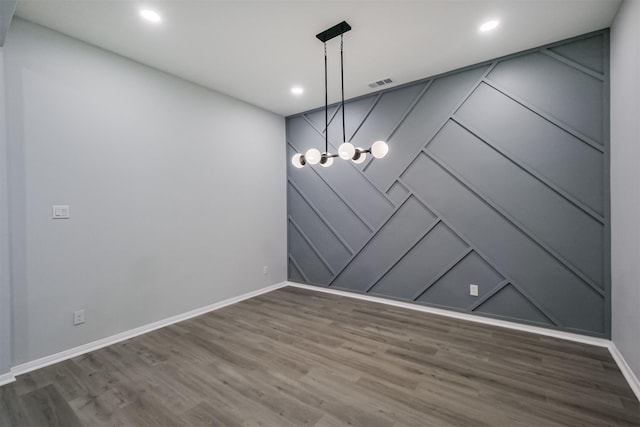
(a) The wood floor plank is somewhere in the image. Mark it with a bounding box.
[179,400,246,427]
[0,384,31,427]
[1,286,638,426]
[20,384,83,427]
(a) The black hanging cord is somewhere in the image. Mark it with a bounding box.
[341,34,346,143]
[324,42,328,154]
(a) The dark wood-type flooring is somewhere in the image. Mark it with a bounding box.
[1,286,639,426]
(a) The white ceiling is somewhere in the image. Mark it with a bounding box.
[15,0,621,116]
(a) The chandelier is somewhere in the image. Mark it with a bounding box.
[291,21,389,169]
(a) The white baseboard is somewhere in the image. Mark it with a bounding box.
[608,342,640,402]
[7,281,288,381]
[0,372,15,386]
[285,282,610,347]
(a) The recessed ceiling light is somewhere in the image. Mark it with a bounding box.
[140,9,162,23]
[479,20,499,32]
[291,86,304,95]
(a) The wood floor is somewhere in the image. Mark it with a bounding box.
[1,286,639,427]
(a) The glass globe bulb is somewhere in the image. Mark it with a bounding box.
[352,148,367,164]
[305,148,321,165]
[338,142,355,160]
[371,140,389,159]
[320,154,334,168]
[291,153,305,168]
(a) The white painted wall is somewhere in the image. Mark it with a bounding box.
[611,0,640,381]
[3,18,287,364]
[0,46,13,378]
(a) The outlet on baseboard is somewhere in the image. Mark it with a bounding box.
[469,284,479,297]
[263,265,268,275]
[73,309,85,325]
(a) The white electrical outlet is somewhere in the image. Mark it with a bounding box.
[469,284,479,297]
[73,309,85,325]
[52,205,70,219]
[263,265,268,275]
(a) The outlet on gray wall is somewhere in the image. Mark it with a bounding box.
[286,31,609,338]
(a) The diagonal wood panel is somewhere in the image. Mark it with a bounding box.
[425,121,605,289]
[286,31,610,337]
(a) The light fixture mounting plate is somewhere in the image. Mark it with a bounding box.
[316,21,351,43]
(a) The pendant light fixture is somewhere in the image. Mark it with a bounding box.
[291,21,388,169]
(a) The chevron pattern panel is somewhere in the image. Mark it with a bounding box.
[286,31,609,337]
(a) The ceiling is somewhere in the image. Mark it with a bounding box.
[15,0,621,117]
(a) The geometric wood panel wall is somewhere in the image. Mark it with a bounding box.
[286,31,610,337]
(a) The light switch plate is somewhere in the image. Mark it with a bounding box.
[52,205,70,219]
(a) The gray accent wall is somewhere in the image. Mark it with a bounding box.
[611,0,640,383]
[4,19,287,365]
[287,31,610,337]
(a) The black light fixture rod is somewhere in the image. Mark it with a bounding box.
[341,34,346,144]
[324,42,328,154]
[316,21,351,43]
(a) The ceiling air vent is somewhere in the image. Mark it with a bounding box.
[368,78,393,88]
